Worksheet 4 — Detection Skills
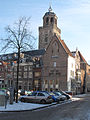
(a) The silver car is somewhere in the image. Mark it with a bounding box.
[19,91,53,104]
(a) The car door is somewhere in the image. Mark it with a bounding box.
[28,92,37,103]
[36,92,45,103]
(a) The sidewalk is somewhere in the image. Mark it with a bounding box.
[0,94,85,112]
[0,101,52,112]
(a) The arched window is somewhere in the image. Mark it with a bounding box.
[45,34,48,42]
[46,17,49,25]
[51,17,54,23]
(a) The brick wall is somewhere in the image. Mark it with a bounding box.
[42,35,68,91]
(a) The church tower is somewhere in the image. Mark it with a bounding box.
[39,6,61,49]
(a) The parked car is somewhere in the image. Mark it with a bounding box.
[49,92,60,102]
[59,91,72,100]
[53,91,67,101]
[19,91,53,104]
[25,91,33,95]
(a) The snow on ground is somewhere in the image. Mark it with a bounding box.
[0,101,47,111]
[71,97,81,101]
[72,94,87,101]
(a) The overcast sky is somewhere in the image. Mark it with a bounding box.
[0,0,90,63]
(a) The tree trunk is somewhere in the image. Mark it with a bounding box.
[16,48,20,103]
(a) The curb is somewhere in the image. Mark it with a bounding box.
[0,100,72,112]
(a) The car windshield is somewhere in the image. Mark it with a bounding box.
[54,92,62,96]
[41,91,50,96]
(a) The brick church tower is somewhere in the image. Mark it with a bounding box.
[39,6,61,49]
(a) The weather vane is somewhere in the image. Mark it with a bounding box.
[48,0,52,12]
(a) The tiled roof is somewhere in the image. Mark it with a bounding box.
[71,50,88,64]
[78,51,87,64]
[23,49,46,57]
[0,49,46,61]
[44,12,56,16]
[60,39,74,57]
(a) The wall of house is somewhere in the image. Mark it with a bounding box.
[13,62,33,91]
[86,64,90,92]
[67,56,75,91]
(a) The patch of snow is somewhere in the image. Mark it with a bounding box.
[74,94,87,97]
[72,97,81,101]
[0,101,47,112]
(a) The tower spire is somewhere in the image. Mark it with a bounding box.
[48,2,52,12]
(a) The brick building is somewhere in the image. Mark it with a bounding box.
[0,61,13,89]
[13,49,45,91]
[72,49,90,93]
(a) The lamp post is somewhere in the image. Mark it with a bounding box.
[76,69,81,94]
[80,61,87,94]
[83,70,86,94]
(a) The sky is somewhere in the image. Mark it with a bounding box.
[0,0,90,63]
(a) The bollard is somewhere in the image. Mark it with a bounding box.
[10,87,14,104]
[5,95,7,109]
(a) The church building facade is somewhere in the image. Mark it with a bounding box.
[39,7,76,92]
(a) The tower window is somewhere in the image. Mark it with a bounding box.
[51,17,54,23]
[46,17,49,25]
[45,34,48,42]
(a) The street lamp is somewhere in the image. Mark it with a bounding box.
[80,61,87,94]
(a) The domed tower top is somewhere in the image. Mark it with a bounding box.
[39,6,61,49]
[43,6,58,27]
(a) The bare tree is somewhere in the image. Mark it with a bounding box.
[1,17,36,103]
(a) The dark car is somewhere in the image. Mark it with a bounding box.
[59,91,72,100]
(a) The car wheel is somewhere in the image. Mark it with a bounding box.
[40,99,46,104]
[21,98,25,102]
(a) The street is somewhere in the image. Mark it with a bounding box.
[0,94,90,120]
